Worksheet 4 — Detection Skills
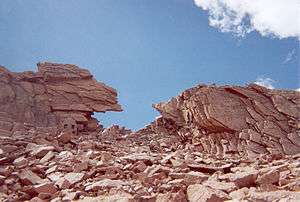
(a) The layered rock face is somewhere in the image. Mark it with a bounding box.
[139,84,300,158]
[0,62,122,136]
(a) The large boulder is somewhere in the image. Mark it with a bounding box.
[0,62,122,133]
[140,84,300,157]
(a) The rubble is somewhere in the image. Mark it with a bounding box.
[0,63,299,201]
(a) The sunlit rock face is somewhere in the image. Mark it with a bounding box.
[144,83,300,157]
[0,62,122,135]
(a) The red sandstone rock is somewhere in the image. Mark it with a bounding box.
[18,170,45,185]
[0,62,122,133]
[33,182,57,195]
[0,64,299,201]
[146,84,300,157]
[187,184,229,202]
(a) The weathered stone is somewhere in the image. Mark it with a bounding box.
[57,131,73,143]
[78,193,133,202]
[257,169,280,185]
[18,170,45,185]
[219,168,258,188]
[31,146,55,158]
[248,190,300,201]
[0,62,122,132]
[187,184,229,202]
[85,179,126,191]
[203,180,237,193]
[143,84,300,156]
[39,151,54,164]
[63,172,85,186]
[73,161,89,172]
[156,191,187,202]
[34,182,57,195]
[13,156,28,168]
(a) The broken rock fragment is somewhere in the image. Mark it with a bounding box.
[85,179,126,191]
[187,184,229,202]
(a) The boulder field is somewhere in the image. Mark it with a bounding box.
[0,63,299,201]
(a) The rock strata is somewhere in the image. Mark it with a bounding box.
[138,84,300,157]
[0,62,122,136]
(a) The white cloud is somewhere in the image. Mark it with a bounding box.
[283,49,296,64]
[296,88,300,92]
[254,77,275,89]
[194,0,300,39]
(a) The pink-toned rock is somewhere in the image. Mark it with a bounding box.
[39,151,54,164]
[13,156,28,168]
[18,170,45,185]
[77,193,133,202]
[220,168,258,188]
[45,165,58,175]
[30,197,45,202]
[143,84,300,157]
[55,178,71,189]
[73,161,89,172]
[248,190,300,201]
[203,180,237,192]
[229,187,249,200]
[187,184,229,202]
[257,169,280,185]
[156,191,187,202]
[31,145,55,158]
[34,182,57,195]
[0,62,122,132]
[63,172,85,186]
[85,179,126,191]
[57,131,73,143]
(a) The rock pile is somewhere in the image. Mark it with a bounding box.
[1,126,299,201]
[0,63,299,202]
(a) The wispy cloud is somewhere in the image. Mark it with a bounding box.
[254,77,275,89]
[283,49,296,64]
[295,88,300,92]
[194,0,300,40]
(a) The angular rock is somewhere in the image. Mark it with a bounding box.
[30,145,55,158]
[248,190,300,201]
[187,184,229,202]
[85,179,126,191]
[39,151,54,164]
[138,84,300,157]
[34,182,57,195]
[63,172,85,186]
[220,169,258,188]
[18,170,45,185]
[57,131,73,144]
[0,62,122,132]
[203,180,237,193]
[13,156,28,168]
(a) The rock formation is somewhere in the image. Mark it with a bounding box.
[0,62,122,136]
[0,63,299,202]
[137,83,300,158]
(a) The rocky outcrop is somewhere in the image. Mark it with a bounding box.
[138,83,300,157]
[0,63,300,201]
[0,62,122,136]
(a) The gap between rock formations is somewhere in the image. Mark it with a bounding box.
[0,62,299,201]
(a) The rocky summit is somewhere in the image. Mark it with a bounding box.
[0,63,299,202]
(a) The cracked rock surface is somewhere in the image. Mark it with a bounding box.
[0,63,299,202]
[0,62,122,136]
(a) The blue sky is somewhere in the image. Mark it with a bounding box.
[0,0,299,130]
